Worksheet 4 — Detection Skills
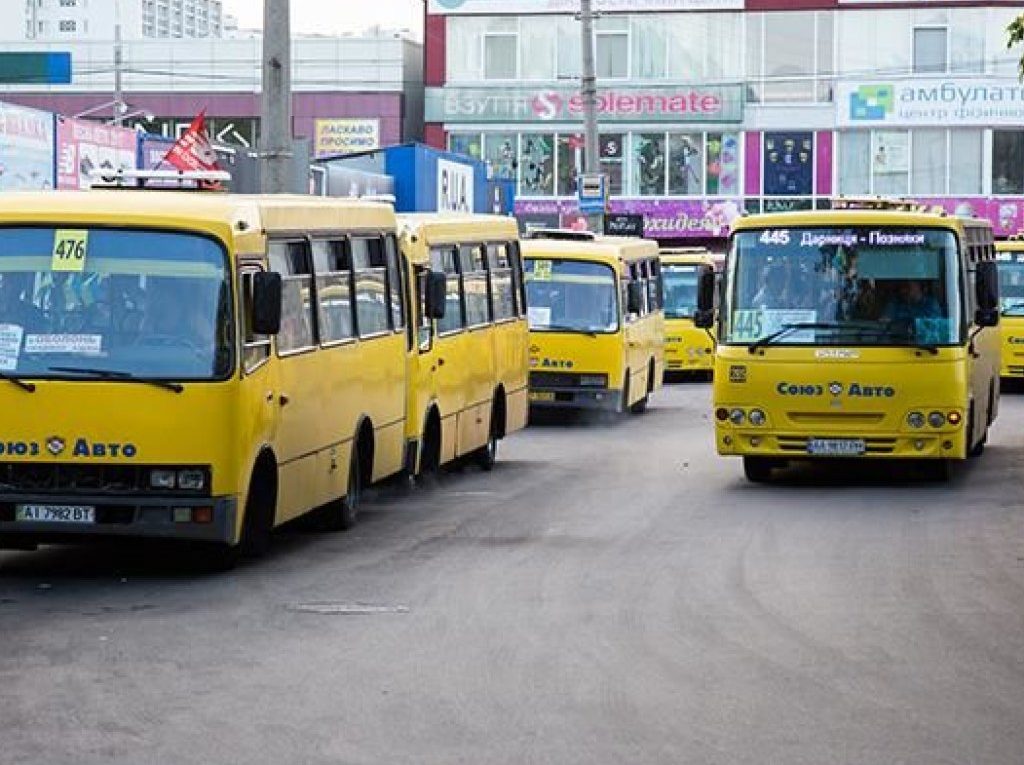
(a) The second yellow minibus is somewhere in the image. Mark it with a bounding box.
[660,247,719,377]
[995,237,1024,380]
[522,230,664,414]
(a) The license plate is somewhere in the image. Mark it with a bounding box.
[16,504,95,524]
[807,438,865,456]
[530,391,555,402]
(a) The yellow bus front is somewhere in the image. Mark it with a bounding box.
[712,215,999,481]
[0,204,256,548]
[996,243,1024,378]
[662,257,716,374]
[523,252,628,412]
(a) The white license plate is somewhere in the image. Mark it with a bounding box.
[16,504,96,524]
[807,438,865,456]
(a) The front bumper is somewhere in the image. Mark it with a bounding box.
[529,387,622,412]
[715,429,964,460]
[0,494,238,545]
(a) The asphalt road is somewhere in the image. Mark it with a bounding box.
[3,382,1024,765]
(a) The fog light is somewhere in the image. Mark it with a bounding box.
[947,411,962,426]
[579,374,607,388]
[192,506,214,524]
[942,440,953,450]
[172,507,191,523]
[748,408,766,426]
[178,469,206,491]
[715,407,730,421]
[729,408,746,425]
[906,411,925,429]
[150,470,176,489]
[914,439,925,451]
[723,435,733,446]
[927,411,945,428]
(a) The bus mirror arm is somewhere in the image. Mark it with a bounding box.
[252,272,282,335]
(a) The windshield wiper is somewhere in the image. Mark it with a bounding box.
[48,366,184,393]
[0,373,36,393]
[861,324,940,355]
[747,322,848,354]
[538,324,599,337]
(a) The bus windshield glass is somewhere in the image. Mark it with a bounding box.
[662,264,699,319]
[997,252,1024,316]
[0,227,232,380]
[725,227,961,347]
[525,259,619,334]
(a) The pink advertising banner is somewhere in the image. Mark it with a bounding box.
[56,116,137,190]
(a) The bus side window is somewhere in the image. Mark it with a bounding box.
[509,241,527,317]
[461,243,490,327]
[240,268,271,372]
[649,259,663,310]
[352,236,389,337]
[384,234,406,335]
[312,238,354,345]
[431,245,464,335]
[269,240,316,355]
[487,242,515,321]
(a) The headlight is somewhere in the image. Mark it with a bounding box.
[177,469,206,491]
[578,374,607,388]
[927,411,945,428]
[906,412,925,429]
[947,411,962,426]
[729,408,746,425]
[150,469,176,489]
[715,407,729,421]
[748,408,767,426]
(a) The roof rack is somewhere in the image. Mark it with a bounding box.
[831,196,946,216]
[87,168,231,190]
[527,228,597,242]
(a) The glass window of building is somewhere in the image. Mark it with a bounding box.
[632,133,667,196]
[836,10,910,81]
[871,131,909,195]
[600,134,625,197]
[763,132,814,196]
[556,16,581,80]
[910,129,946,195]
[520,16,556,80]
[519,134,555,197]
[950,8,985,74]
[557,135,584,198]
[449,134,483,163]
[993,131,1024,195]
[838,132,870,196]
[948,130,982,195]
[596,16,628,79]
[484,30,518,79]
[632,15,666,79]
[667,134,704,196]
[707,133,741,196]
[913,27,947,74]
[762,12,816,102]
[484,134,518,181]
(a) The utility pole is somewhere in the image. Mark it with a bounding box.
[112,0,124,126]
[579,0,603,233]
[261,0,293,193]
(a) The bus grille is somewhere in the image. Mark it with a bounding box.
[1007,365,1024,376]
[787,412,886,426]
[0,463,206,497]
[530,372,581,389]
[776,436,897,455]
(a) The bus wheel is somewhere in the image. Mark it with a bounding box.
[193,464,275,570]
[416,412,442,483]
[743,456,775,483]
[319,444,362,531]
[967,405,986,458]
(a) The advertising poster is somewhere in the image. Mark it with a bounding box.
[314,119,380,158]
[871,131,909,175]
[0,102,55,190]
[516,198,742,239]
[56,116,137,189]
[763,132,813,196]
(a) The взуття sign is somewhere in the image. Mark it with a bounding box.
[427,85,744,124]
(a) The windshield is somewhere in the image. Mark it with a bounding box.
[997,252,1024,316]
[0,227,232,380]
[524,258,619,334]
[662,264,699,319]
[725,227,961,347]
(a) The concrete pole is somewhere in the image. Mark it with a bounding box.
[261,0,293,193]
[112,0,124,126]
[579,0,603,232]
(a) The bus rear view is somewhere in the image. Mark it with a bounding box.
[701,201,1000,482]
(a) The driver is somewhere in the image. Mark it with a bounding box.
[882,279,941,322]
[143,277,217,349]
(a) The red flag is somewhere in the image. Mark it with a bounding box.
[162,111,219,174]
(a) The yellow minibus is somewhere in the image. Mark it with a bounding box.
[397,213,529,475]
[0,191,526,566]
[995,236,1024,379]
[522,230,664,414]
[696,199,1000,482]
[660,247,719,377]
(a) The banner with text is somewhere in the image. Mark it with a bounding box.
[428,0,740,13]
[0,102,55,191]
[56,116,137,190]
[314,119,380,158]
[837,78,1024,128]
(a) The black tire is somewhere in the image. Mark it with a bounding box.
[238,468,275,558]
[743,456,774,483]
[318,444,362,531]
[966,405,986,459]
[416,417,441,483]
[629,392,649,414]
[620,376,630,415]
[473,411,499,472]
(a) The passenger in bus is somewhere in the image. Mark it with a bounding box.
[0,273,45,332]
[881,279,942,323]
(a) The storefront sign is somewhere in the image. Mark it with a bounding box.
[314,119,380,158]
[427,85,744,124]
[838,78,1024,128]
[516,198,742,239]
[0,103,55,190]
[429,0,741,13]
[55,116,136,190]
[437,158,474,213]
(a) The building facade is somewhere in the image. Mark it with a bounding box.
[424,0,1024,243]
[1,33,424,151]
[6,0,226,41]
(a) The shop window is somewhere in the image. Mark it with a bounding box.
[706,133,741,196]
[557,134,584,197]
[913,27,947,74]
[949,130,982,195]
[632,133,667,197]
[519,134,554,197]
[449,133,483,162]
[667,134,704,196]
[871,130,909,195]
[993,131,1024,195]
[600,134,624,196]
[911,129,946,195]
[838,132,870,195]
[484,134,517,182]
[763,132,814,196]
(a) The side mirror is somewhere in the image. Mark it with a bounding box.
[626,281,643,315]
[976,261,999,312]
[693,265,716,329]
[252,271,282,335]
[424,270,447,320]
[975,308,999,328]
